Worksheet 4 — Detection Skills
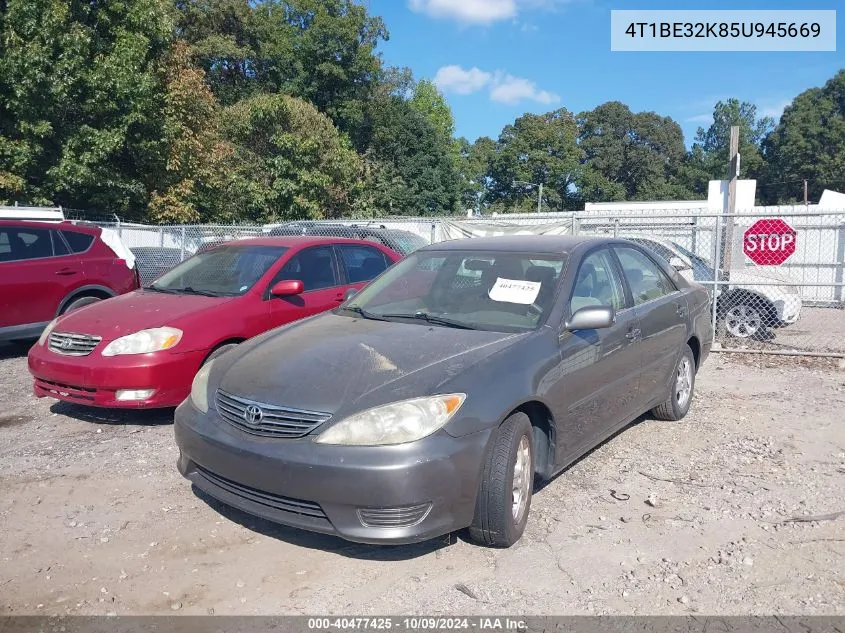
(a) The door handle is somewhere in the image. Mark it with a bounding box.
[625,328,641,340]
[55,268,77,276]
[675,304,688,317]
[333,292,345,303]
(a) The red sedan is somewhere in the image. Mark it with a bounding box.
[28,237,401,408]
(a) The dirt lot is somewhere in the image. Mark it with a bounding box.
[1,344,843,616]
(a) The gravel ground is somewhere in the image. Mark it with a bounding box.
[1,344,843,616]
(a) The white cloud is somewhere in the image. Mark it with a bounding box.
[408,0,517,24]
[686,113,713,124]
[433,65,560,106]
[490,72,560,105]
[433,65,493,95]
[760,99,791,120]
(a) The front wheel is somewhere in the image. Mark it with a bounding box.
[469,412,534,548]
[651,345,696,421]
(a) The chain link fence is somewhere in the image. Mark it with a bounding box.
[89,207,844,358]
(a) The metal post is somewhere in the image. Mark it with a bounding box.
[430,222,436,245]
[537,183,543,214]
[721,126,740,272]
[711,213,723,346]
[613,218,619,238]
[180,226,186,262]
[159,226,164,248]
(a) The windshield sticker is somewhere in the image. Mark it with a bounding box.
[488,278,541,305]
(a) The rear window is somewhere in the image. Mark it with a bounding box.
[62,230,95,253]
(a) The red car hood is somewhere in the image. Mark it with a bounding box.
[52,290,234,341]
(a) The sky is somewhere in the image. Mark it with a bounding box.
[367,0,844,146]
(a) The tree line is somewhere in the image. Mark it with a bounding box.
[1,0,842,223]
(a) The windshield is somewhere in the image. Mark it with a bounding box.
[340,250,566,332]
[149,245,288,296]
[389,232,428,255]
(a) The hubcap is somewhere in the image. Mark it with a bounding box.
[512,435,532,523]
[725,304,761,338]
[676,357,693,409]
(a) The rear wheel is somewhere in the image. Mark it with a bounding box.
[469,412,534,548]
[62,295,103,315]
[651,345,696,421]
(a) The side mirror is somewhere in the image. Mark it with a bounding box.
[270,279,304,297]
[669,256,690,272]
[565,305,615,331]
[343,288,359,301]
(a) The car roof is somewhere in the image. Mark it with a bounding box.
[0,219,100,234]
[220,236,391,248]
[420,234,608,254]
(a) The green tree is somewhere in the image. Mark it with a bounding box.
[148,41,232,224]
[0,0,174,217]
[456,136,495,213]
[359,95,459,215]
[218,93,362,222]
[409,79,455,143]
[691,98,774,183]
[176,0,387,140]
[578,101,690,201]
[761,70,845,204]
[489,109,584,212]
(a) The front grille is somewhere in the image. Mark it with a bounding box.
[357,503,433,528]
[195,465,327,519]
[215,389,331,438]
[49,332,102,356]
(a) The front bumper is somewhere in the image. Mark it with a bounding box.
[774,296,802,326]
[174,400,491,544]
[28,344,206,408]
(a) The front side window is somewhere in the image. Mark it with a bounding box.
[615,247,677,306]
[341,250,567,332]
[570,250,626,314]
[149,245,288,296]
[0,228,54,262]
[273,246,339,292]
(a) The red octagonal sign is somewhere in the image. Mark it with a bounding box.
[743,218,797,266]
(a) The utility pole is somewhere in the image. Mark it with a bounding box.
[722,125,740,272]
[537,183,543,214]
[804,179,809,206]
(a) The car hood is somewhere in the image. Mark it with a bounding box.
[730,266,796,286]
[218,313,526,415]
[53,290,235,341]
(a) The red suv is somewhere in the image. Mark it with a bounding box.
[0,221,140,343]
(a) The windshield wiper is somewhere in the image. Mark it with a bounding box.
[170,286,227,297]
[379,311,478,330]
[144,285,178,294]
[344,305,389,321]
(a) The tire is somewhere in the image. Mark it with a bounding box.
[469,412,534,548]
[62,295,102,315]
[651,345,696,421]
[720,294,774,339]
[203,343,239,366]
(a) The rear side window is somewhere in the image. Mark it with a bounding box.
[0,228,54,261]
[615,247,678,306]
[61,230,95,253]
[336,244,389,283]
[51,231,70,256]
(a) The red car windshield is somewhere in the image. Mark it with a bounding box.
[148,245,288,297]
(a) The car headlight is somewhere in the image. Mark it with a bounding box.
[101,327,183,356]
[190,360,214,413]
[38,319,59,346]
[315,394,466,446]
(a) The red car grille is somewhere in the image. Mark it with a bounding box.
[35,378,97,402]
[48,332,102,357]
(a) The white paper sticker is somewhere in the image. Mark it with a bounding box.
[488,277,541,305]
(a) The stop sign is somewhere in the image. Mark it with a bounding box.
[743,218,797,266]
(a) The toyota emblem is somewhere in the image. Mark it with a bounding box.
[60,339,73,350]
[243,405,263,425]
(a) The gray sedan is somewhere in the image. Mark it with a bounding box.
[174,236,712,547]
